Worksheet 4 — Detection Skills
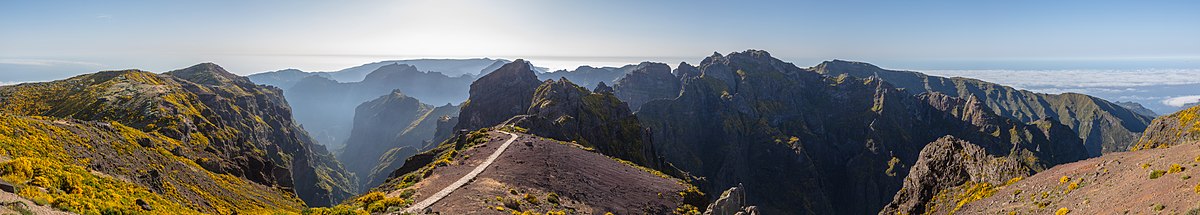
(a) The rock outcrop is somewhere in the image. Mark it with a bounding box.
[455,59,543,131]
[613,62,681,111]
[505,78,656,166]
[704,185,759,215]
[1132,104,1200,150]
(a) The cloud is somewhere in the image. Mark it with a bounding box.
[1163,95,1200,107]
[0,59,103,67]
[96,14,112,19]
[921,69,1200,89]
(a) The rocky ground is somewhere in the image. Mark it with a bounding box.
[391,131,695,214]
[959,141,1200,214]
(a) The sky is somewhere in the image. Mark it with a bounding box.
[3,0,1200,76]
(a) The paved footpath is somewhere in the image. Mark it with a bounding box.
[400,131,519,214]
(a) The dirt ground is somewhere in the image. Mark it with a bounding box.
[394,131,689,214]
[960,142,1200,214]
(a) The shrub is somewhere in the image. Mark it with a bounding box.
[1170,164,1186,174]
[1055,207,1070,215]
[1151,170,1167,179]
[523,193,539,204]
[546,192,560,205]
[1058,176,1070,185]
[1153,204,1166,211]
[1065,181,1080,194]
[354,192,386,208]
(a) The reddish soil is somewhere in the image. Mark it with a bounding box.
[392,131,689,214]
[960,142,1200,214]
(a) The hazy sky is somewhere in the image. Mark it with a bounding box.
[3,0,1200,79]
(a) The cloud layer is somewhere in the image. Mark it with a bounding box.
[1163,95,1200,107]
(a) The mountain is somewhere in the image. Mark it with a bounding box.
[455,60,544,131]
[812,60,1154,157]
[538,64,637,89]
[504,77,657,167]
[0,63,357,213]
[1131,104,1200,150]
[613,62,681,112]
[636,50,1087,214]
[281,63,474,149]
[336,90,459,192]
[246,69,332,90]
[249,58,513,85]
[1117,101,1158,117]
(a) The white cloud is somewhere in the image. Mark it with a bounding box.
[1163,95,1200,107]
[921,69,1200,89]
[0,59,103,67]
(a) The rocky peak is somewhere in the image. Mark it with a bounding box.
[674,62,700,79]
[504,78,656,166]
[165,62,252,86]
[613,61,680,111]
[455,59,542,131]
[594,81,614,94]
[812,59,885,74]
[362,63,422,81]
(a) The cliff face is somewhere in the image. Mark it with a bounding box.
[455,60,543,131]
[636,50,1087,214]
[813,60,1154,157]
[0,63,357,212]
[505,78,657,166]
[337,90,459,191]
[613,62,681,112]
[1132,104,1200,150]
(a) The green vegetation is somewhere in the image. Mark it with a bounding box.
[0,157,195,214]
[1150,170,1167,179]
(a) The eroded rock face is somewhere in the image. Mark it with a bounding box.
[456,59,542,131]
[704,185,759,215]
[614,62,680,111]
[505,78,656,166]
[637,50,1087,214]
[1133,104,1200,150]
[880,136,1029,215]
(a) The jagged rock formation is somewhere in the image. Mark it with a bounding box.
[881,136,1034,215]
[812,60,1154,157]
[637,50,1087,214]
[504,78,656,166]
[538,64,637,89]
[337,90,460,191]
[704,185,759,215]
[1131,104,1200,150]
[281,63,473,149]
[455,60,543,131]
[613,62,681,111]
[0,63,357,212]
